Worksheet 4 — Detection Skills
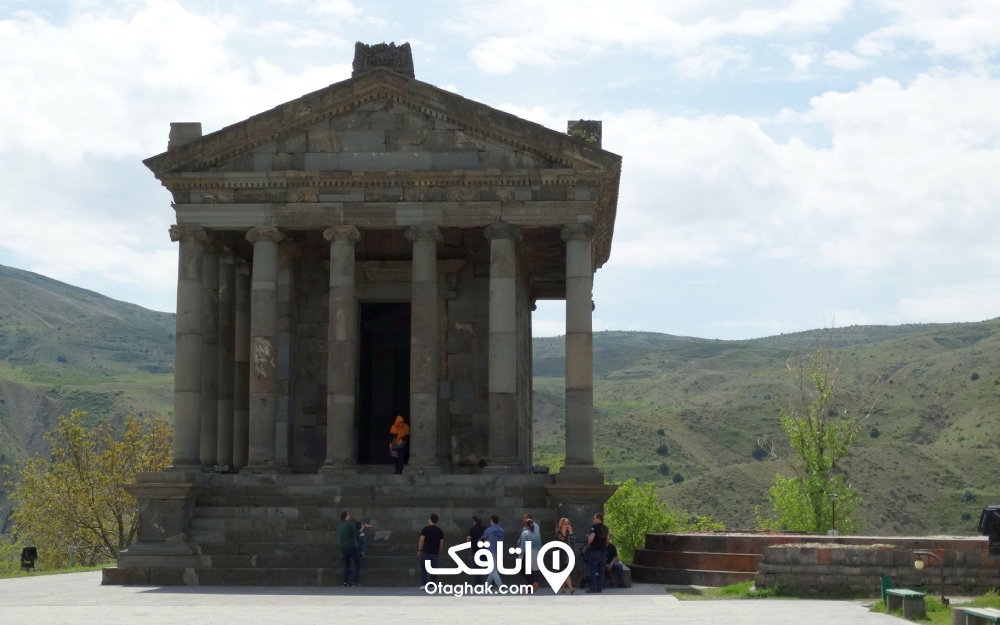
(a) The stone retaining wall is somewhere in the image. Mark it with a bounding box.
[755,541,1000,595]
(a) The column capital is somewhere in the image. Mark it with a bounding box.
[405,225,442,243]
[484,222,521,241]
[561,223,595,241]
[169,225,206,243]
[323,225,361,243]
[246,226,285,245]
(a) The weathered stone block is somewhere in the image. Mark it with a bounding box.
[277,133,307,153]
[431,151,479,170]
[303,153,339,170]
[307,130,339,152]
[341,130,385,151]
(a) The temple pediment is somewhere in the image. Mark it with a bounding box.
[144,68,618,176]
[146,68,621,267]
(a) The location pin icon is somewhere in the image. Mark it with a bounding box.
[536,542,575,593]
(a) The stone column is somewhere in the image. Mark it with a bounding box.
[275,239,299,469]
[321,225,361,473]
[560,223,601,482]
[484,222,520,472]
[216,253,236,469]
[406,225,442,473]
[199,239,221,469]
[232,259,251,471]
[168,225,205,470]
[243,226,284,473]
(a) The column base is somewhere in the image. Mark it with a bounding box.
[482,457,520,474]
[556,464,605,485]
[167,462,201,473]
[405,460,442,474]
[240,463,291,475]
[319,462,358,475]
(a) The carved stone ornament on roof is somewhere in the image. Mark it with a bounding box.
[352,42,415,79]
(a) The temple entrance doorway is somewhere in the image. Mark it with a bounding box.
[357,302,411,465]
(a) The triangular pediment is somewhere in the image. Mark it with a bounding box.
[188,100,561,175]
[144,69,619,177]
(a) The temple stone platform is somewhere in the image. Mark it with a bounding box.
[103,471,609,587]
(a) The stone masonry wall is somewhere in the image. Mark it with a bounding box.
[755,543,1000,595]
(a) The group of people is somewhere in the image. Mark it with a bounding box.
[337,509,624,591]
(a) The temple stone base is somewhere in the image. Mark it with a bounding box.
[104,471,613,586]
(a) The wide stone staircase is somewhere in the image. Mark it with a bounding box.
[112,474,557,586]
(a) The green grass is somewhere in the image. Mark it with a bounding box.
[669,581,871,601]
[0,564,108,580]
[870,596,953,623]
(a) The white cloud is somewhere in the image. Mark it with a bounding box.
[896,283,1000,322]
[789,52,814,71]
[0,1,354,165]
[861,0,1000,64]
[824,50,869,70]
[450,0,851,74]
[557,70,1000,290]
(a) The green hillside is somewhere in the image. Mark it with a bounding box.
[1,261,998,536]
[0,264,174,467]
[533,322,1000,536]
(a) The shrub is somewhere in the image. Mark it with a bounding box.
[658,462,670,476]
[672,473,684,483]
[656,444,669,457]
[971,372,980,381]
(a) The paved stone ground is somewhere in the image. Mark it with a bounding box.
[0,572,900,624]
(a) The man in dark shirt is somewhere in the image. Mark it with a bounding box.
[605,540,625,587]
[338,510,361,587]
[466,515,487,585]
[586,512,609,593]
[418,513,445,586]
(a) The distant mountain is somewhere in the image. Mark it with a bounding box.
[0,264,174,466]
[532,320,1000,535]
[1,262,997,536]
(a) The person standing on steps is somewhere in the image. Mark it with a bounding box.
[482,515,505,589]
[355,515,372,557]
[466,515,487,586]
[389,415,409,474]
[554,517,576,594]
[418,513,445,587]
[585,512,609,594]
[339,510,362,587]
[517,517,541,592]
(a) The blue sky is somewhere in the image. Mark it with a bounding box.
[2,0,1000,339]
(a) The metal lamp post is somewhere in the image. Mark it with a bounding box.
[913,550,949,606]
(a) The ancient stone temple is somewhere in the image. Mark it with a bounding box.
[103,42,622,586]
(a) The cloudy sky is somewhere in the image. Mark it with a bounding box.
[1,0,999,339]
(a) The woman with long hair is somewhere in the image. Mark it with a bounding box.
[555,517,575,594]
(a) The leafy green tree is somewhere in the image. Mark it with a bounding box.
[757,351,877,534]
[605,479,724,562]
[3,410,171,568]
[0,534,26,577]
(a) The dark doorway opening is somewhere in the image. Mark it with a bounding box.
[357,302,411,465]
